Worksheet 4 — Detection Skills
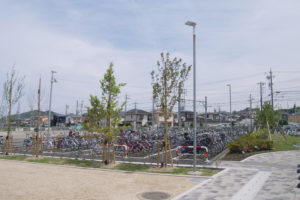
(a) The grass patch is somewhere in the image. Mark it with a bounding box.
[200,169,220,176]
[223,134,300,160]
[0,155,221,176]
[149,167,220,176]
[272,134,300,151]
[115,163,150,171]
[0,155,99,168]
[0,155,27,161]
[114,164,221,176]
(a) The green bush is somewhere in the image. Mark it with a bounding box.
[227,131,273,153]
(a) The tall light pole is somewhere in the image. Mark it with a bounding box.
[266,69,274,108]
[257,82,265,110]
[227,84,232,135]
[185,20,197,172]
[48,70,57,139]
[249,94,253,132]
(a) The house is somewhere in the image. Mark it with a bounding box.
[52,113,66,127]
[66,114,82,125]
[206,112,220,121]
[153,109,174,128]
[175,110,204,127]
[288,112,300,124]
[177,110,202,128]
[123,109,150,127]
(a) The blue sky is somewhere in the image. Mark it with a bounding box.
[1,0,300,114]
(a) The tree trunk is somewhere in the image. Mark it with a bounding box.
[36,78,41,157]
[102,140,106,164]
[106,72,112,165]
[163,64,168,167]
[266,120,272,141]
[6,79,13,155]
[107,142,110,164]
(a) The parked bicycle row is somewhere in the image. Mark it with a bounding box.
[20,127,248,159]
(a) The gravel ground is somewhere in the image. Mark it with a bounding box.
[0,159,198,200]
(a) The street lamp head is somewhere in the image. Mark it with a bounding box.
[185,21,196,27]
[227,84,231,87]
[51,70,57,74]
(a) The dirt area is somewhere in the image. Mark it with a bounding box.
[0,159,198,200]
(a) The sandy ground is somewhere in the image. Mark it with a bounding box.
[0,160,198,200]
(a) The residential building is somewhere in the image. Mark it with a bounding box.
[288,113,300,124]
[154,109,174,128]
[123,109,150,127]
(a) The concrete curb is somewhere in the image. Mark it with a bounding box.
[0,154,218,179]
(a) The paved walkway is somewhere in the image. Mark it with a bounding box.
[173,150,300,200]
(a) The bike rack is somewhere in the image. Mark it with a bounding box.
[93,144,128,158]
[175,145,209,162]
[114,144,128,158]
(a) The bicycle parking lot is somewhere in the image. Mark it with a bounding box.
[0,127,250,166]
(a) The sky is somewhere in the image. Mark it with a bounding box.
[0,0,300,115]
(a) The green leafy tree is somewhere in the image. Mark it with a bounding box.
[84,63,125,164]
[3,67,25,155]
[151,52,191,167]
[255,103,279,130]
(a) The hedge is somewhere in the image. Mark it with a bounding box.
[227,129,273,153]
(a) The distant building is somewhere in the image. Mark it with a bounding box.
[153,109,174,128]
[123,109,150,127]
[66,114,82,125]
[53,113,66,127]
[288,113,300,124]
[177,110,201,128]
[206,112,220,121]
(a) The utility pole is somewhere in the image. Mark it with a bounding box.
[134,102,137,131]
[80,100,83,116]
[65,105,69,115]
[152,97,155,130]
[219,106,221,123]
[227,84,232,135]
[80,100,83,123]
[257,82,265,110]
[76,100,79,116]
[16,102,20,129]
[36,78,41,157]
[266,69,274,108]
[48,70,57,139]
[124,94,128,125]
[178,88,182,130]
[204,96,207,129]
[125,94,128,114]
[249,94,253,132]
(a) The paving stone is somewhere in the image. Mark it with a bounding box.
[174,150,300,200]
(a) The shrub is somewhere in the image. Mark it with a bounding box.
[227,132,273,153]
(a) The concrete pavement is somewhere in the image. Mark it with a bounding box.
[173,150,300,200]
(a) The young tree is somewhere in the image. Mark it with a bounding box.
[84,62,125,164]
[0,99,7,128]
[27,84,46,127]
[27,88,36,127]
[255,103,279,130]
[3,67,25,154]
[151,52,191,167]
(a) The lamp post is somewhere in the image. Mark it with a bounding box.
[48,70,57,139]
[227,84,232,135]
[185,20,197,172]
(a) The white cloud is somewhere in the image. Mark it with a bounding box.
[0,0,300,114]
